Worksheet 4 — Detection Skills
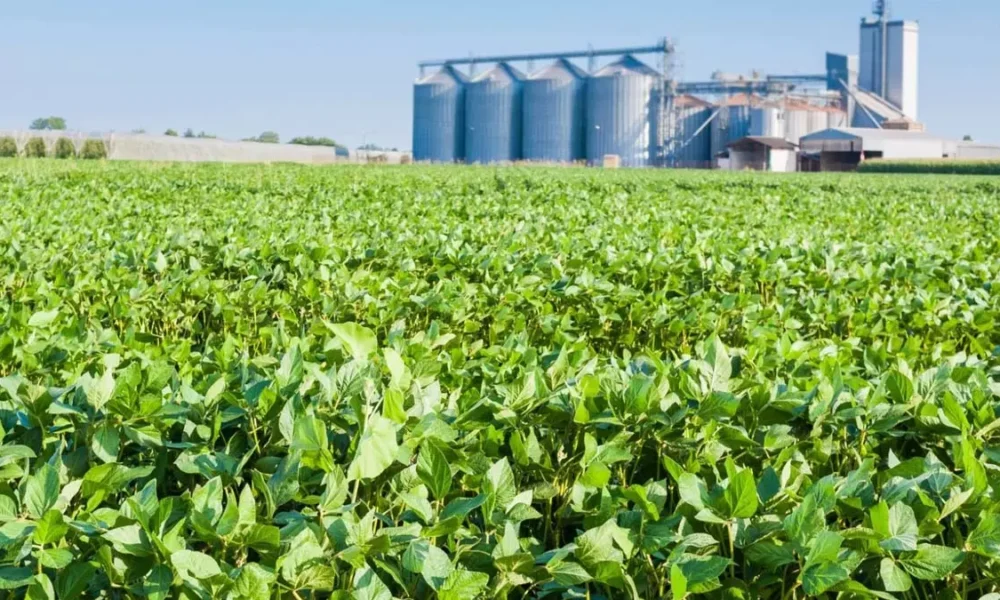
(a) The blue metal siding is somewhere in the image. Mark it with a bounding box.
[522,60,587,163]
[672,106,713,168]
[710,105,753,159]
[586,56,660,167]
[465,63,524,164]
[412,66,466,162]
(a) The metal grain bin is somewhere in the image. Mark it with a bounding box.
[465,63,525,164]
[710,94,757,159]
[750,105,785,138]
[412,65,468,163]
[522,59,587,163]
[668,94,714,168]
[586,55,661,167]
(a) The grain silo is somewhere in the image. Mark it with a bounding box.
[669,95,714,168]
[586,55,661,167]
[412,65,468,162]
[749,103,785,138]
[522,59,587,163]
[465,63,525,164]
[711,94,759,160]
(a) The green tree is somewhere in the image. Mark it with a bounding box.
[963,134,974,142]
[289,136,338,147]
[29,116,67,131]
[80,139,108,159]
[23,137,47,157]
[183,128,195,138]
[53,138,76,159]
[165,129,179,137]
[0,137,17,158]
[256,131,280,144]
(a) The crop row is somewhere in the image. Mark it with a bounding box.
[859,159,1000,176]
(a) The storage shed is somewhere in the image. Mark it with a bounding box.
[725,136,798,172]
[798,128,955,171]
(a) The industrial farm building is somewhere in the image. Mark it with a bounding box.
[411,1,998,170]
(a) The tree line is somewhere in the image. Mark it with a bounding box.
[27,118,342,148]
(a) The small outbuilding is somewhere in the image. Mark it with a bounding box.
[724,136,798,172]
[799,128,954,171]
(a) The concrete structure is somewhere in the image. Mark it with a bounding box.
[849,87,906,128]
[465,63,525,164]
[860,19,919,119]
[826,52,858,115]
[413,65,467,163]
[726,137,798,172]
[586,55,661,167]
[955,143,1000,160]
[522,59,587,163]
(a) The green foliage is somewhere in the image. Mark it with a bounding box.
[29,116,66,130]
[79,139,107,159]
[0,136,16,158]
[288,135,338,147]
[0,163,998,598]
[164,129,178,136]
[23,137,47,157]
[53,137,76,159]
[245,131,280,143]
[860,158,1000,175]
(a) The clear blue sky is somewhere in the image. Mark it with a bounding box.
[2,0,997,148]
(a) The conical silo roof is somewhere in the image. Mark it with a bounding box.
[592,54,661,78]
[416,64,469,86]
[472,62,525,84]
[529,58,588,81]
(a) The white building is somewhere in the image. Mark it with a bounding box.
[799,128,1000,171]
[859,20,919,120]
[724,137,798,172]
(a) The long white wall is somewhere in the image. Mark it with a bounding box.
[0,131,412,165]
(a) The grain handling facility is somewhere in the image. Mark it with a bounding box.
[412,36,864,168]
[411,1,997,169]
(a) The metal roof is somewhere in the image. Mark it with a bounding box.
[416,65,469,85]
[799,128,953,156]
[728,136,798,151]
[674,94,713,108]
[592,54,660,78]
[799,128,948,143]
[851,88,906,122]
[714,93,766,107]
[472,62,525,83]
[529,58,588,81]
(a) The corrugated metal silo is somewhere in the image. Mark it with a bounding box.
[412,66,468,162]
[670,95,713,168]
[522,59,587,163]
[750,105,785,138]
[586,55,661,167]
[465,63,525,164]
[783,107,811,143]
[710,94,757,159]
[826,109,848,129]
